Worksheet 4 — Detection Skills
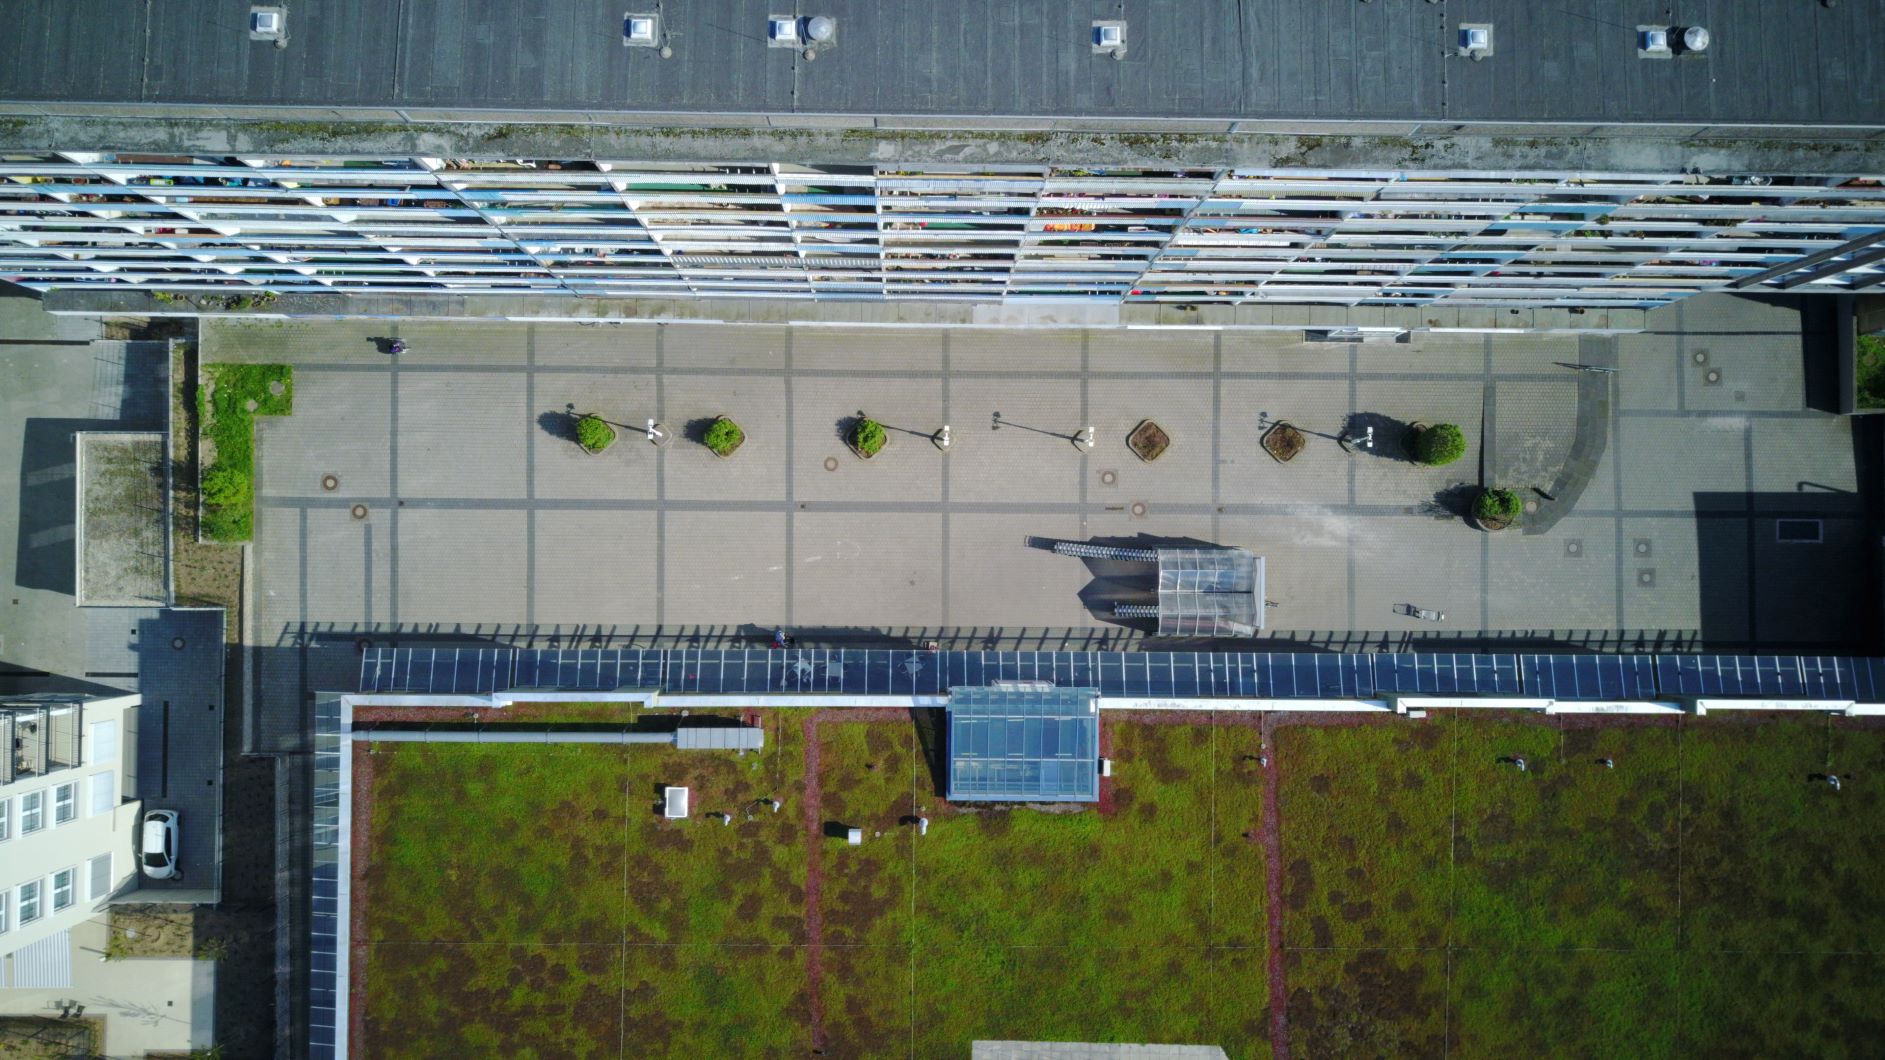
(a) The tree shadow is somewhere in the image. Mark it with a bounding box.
[1423,482,1480,520]
[682,417,722,445]
[536,410,578,444]
[1342,411,1419,463]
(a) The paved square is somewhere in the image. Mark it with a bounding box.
[221,292,1876,673]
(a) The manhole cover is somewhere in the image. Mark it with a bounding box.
[823,457,839,472]
[1704,368,1723,386]
[320,474,339,492]
[1564,539,1583,557]
[1129,501,1148,518]
[170,637,186,650]
[350,504,369,520]
[1099,469,1118,487]
[269,380,286,396]
[1637,568,1656,588]
[1633,538,1652,557]
[1524,498,1540,514]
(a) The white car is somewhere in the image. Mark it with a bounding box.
[141,809,180,880]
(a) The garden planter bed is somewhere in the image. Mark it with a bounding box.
[1261,422,1306,463]
[1128,419,1170,462]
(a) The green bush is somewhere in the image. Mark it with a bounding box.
[198,363,292,542]
[852,417,887,457]
[1857,334,1885,410]
[1414,423,1467,466]
[704,417,744,457]
[200,464,252,508]
[1474,487,1523,525]
[575,414,615,452]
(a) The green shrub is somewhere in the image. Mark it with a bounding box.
[1474,487,1523,525]
[1857,334,1885,410]
[852,417,887,457]
[1414,423,1467,466]
[575,414,615,452]
[200,464,252,508]
[704,417,744,457]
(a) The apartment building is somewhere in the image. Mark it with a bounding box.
[0,1,1881,311]
[0,695,141,982]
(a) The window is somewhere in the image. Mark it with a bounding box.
[89,719,118,765]
[87,854,113,902]
[0,796,10,841]
[54,783,77,825]
[89,772,116,816]
[52,869,75,912]
[0,890,8,934]
[18,881,40,924]
[1776,518,1823,544]
[20,792,44,834]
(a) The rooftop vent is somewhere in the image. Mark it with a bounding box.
[805,16,836,43]
[622,13,659,47]
[1457,23,1493,60]
[1092,19,1128,58]
[249,6,286,45]
[1681,26,1711,52]
[767,16,799,44]
[1638,26,1671,57]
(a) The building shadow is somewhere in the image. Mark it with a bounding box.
[911,707,949,798]
[15,417,124,594]
[1693,481,1881,653]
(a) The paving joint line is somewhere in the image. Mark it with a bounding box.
[525,324,537,628]
[654,325,666,627]
[1078,333,1090,540]
[939,333,951,629]
[783,329,795,627]
[1211,334,1223,546]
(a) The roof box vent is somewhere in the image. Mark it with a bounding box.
[622,14,658,46]
[1092,19,1128,58]
[249,6,286,44]
[768,16,799,43]
[1639,28,1670,53]
[1457,23,1493,60]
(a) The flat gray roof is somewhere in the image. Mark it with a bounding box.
[3,0,1882,130]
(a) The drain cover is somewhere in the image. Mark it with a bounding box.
[1129,501,1148,518]
[350,504,369,520]
[320,474,339,492]
[1564,539,1583,557]
[1633,538,1652,557]
[1692,349,1709,365]
[1704,368,1723,386]
[824,457,839,472]
[1637,567,1656,588]
[1099,469,1118,487]
[171,637,186,650]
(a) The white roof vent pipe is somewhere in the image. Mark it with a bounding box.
[1681,26,1710,52]
[805,16,836,43]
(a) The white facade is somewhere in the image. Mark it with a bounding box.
[0,694,141,968]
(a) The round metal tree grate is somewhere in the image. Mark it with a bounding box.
[320,474,339,492]
[350,504,369,520]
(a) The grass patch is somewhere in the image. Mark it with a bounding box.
[197,362,291,541]
[1449,950,1677,1057]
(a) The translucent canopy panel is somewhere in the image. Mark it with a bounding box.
[946,685,1101,802]
[1153,548,1264,637]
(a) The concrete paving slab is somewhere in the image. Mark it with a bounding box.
[791,375,946,504]
[662,323,787,371]
[1680,334,1808,413]
[392,322,527,365]
[530,510,658,626]
[532,323,658,367]
[1219,330,1331,373]
[395,508,527,624]
[945,376,1086,504]
[662,510,787,626]
[257,369,391,499]
[1216,378,1353,508]
[395,372,527,499]
[1087,376,1216,506]
[1618,416,1750,512]
[1492,379,1579,492]
[946,514,1091,628]
[1486,515,1619,630]
[791,327,941,371]
[792,511,944,627]
[1617,336,1681,411]
[202,319,388,366]
[659,374,788,502]
[1086,330,1214,374]
[1359,334,1482,374]
[1618,515,1746,643]
[1650,293,1805,334]
[302,508,384,627]
[1350,514,1485,633]
[949,329,1084,372]
[1351,379,1485,506]
[1749,416,1861,511]
[1490,334,1578,374]
[530,373,659,501]
[1751,516,1868,647]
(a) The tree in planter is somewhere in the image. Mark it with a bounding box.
[1413,422,1467,466]
[1473,487,1523,530]
[575,414,616,453]
[704,416,745,457]
[852,417,887,458]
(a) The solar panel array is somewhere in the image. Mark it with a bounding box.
[309,694,345,1060]
[357,647,1885,702]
